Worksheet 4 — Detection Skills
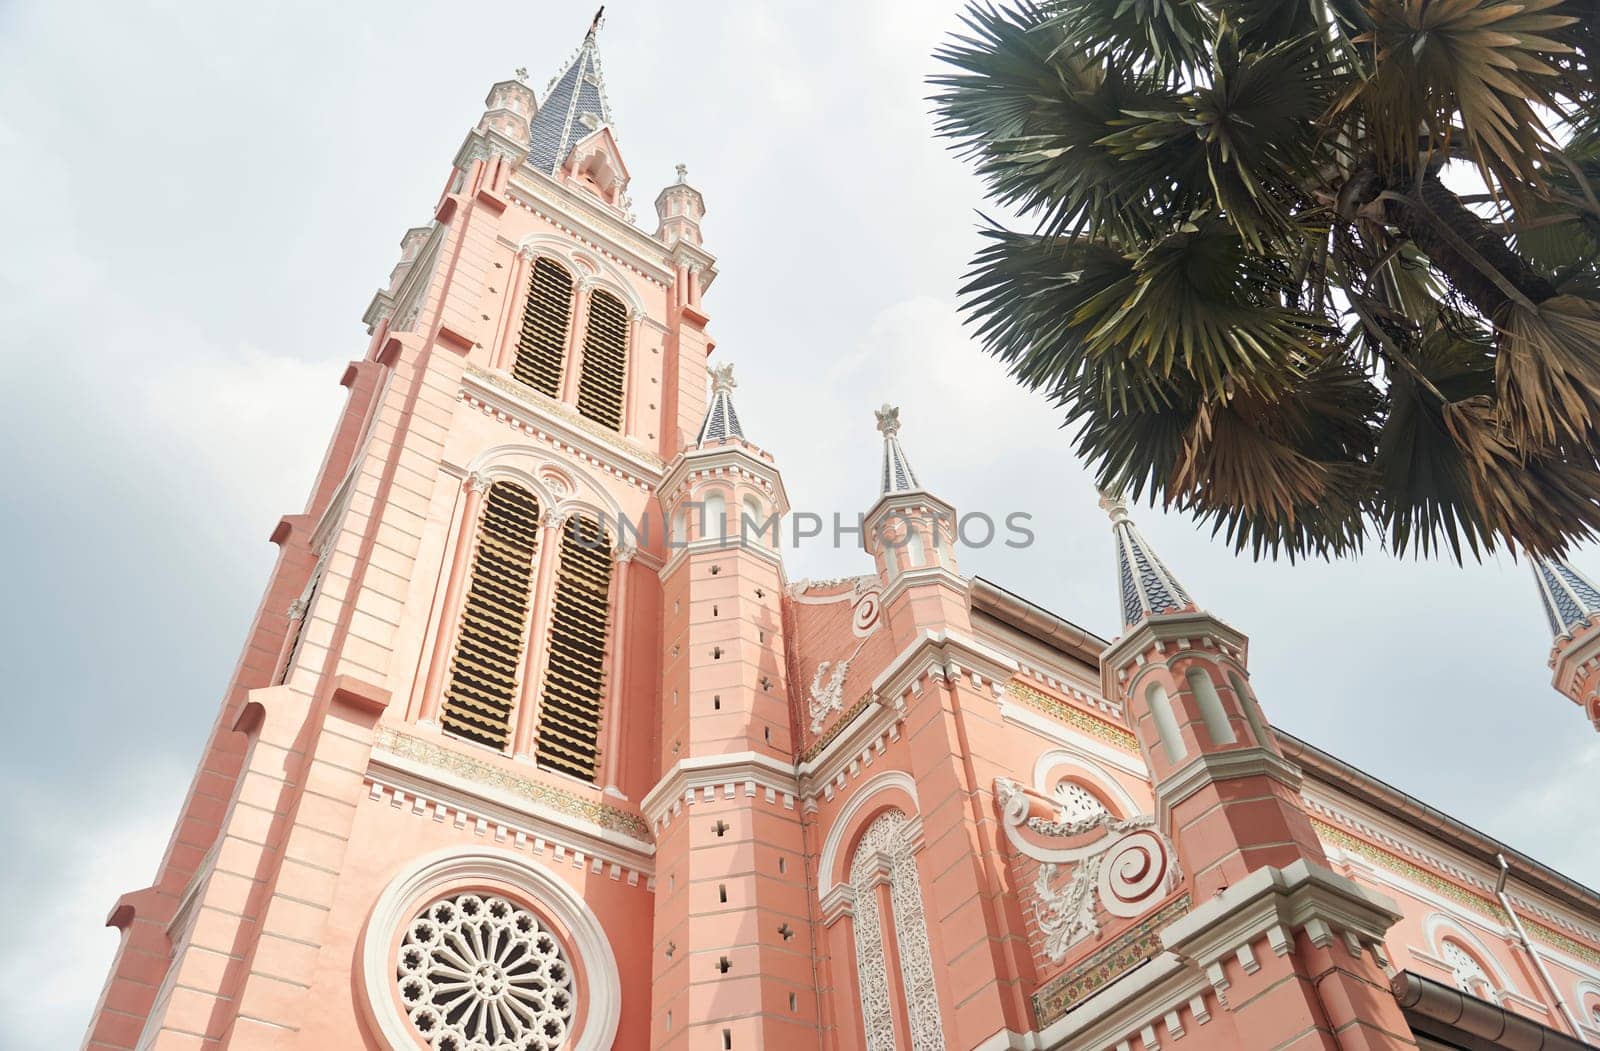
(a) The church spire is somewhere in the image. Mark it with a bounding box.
[875,404,920,495]
[696,363,746,447]
[1100,492,1194,628]
[527,13,616,174]
[1531,554,1600,638]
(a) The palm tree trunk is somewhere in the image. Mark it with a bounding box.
[1381,170,1558,318]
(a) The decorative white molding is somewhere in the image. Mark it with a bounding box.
[638,752,800,829]
[359,846,621,1051]
[816,770,921,910]
[459,368,664,490]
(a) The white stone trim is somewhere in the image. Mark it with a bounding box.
[816,770,921,910]
[360,846,620,1051]
[638,752,800,828]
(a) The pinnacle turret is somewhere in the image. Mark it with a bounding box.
[875,404,920,495]
[1532,555,1600,639]
[695,363,746,447]
[1100,493,1194,629]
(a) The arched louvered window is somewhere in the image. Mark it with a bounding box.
[536,515,613,781]
[512,257,574,397]
[441,482,542,750]
[576,289,628,431]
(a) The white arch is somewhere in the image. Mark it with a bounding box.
[817,770,920,903]
[467,442,628,526]
[360,845,621,1051]
[1424,912,1520,996]
[1030,749,1142,817]
[516,235,646,317]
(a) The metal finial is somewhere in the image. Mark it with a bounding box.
[588,5,605,36]
[674,162,688,184]
[874,404,901,437]
[710,362,736,394]
[514,66,529,83]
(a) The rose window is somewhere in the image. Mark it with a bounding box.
[396,892,576,1050]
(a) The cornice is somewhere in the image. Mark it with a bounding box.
[370,727,652,849]
[639,752,800,828]
[1100,611,1249,698]
[657,443,789,513]
[657,532,788,582]
[878,565,966,610]
[459,366,664,489]
[1154,747,1305,830]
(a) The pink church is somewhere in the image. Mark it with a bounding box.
[84,22,1600,1051]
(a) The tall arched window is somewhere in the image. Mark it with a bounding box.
[442,482,542,750]
[536,515,613,781]
[1228,670,1271,747]
[701,491,727,541]
[848,810,945,1051]
[513,258,574,398]
[576,289,628,430]
[1186,667,1236,746]
[1146,681,1186,763]
[904,527,926,569]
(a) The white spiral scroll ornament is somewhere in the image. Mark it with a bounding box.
[1095,828,1175,917]
[851,588,882,637]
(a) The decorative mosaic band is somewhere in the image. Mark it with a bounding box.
[1031,895,1192,1027]
[373,727,651,841]
[1314,821,1600,967]
[799,692,875,764]
[1006,681,1139,754]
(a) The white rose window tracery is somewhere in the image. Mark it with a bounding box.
[396,892,577,1050]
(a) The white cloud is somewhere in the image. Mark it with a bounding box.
[0,761,186,1047]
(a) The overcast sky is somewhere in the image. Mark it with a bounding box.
[2,1,1597,1045]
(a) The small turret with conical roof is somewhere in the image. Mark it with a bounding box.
[1532,553,1600,731]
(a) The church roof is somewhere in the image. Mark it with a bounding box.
[1531,555,1600,638]
[696,364,745,447]
[527,18,615,175]
[1101,493,1194,628]
[875,404,920,495]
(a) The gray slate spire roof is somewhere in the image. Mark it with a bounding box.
[1101,493,1194,628]
[696,363,745,447]
[526,20,615,175]
[1532,556,1600,638]
[875,404,920,495]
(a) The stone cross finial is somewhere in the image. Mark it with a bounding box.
[710,362,736,394]
[1098,489,1132,524]
[874,403,901,437]
[675,163,688,184]
[514,67,529,83]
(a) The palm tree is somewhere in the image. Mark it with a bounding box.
[932,0,1600,561]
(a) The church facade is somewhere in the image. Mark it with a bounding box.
[84,24,1600,1051]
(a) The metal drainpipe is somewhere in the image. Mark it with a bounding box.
[1496,853,1587,1042]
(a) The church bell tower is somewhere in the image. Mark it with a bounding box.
[83,18,723,1050]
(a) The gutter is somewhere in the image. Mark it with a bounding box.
[968,576,1109,670]
[1277,731,1600,919]
[1392,970,1588,1050]
[1497,854,1588,1043]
